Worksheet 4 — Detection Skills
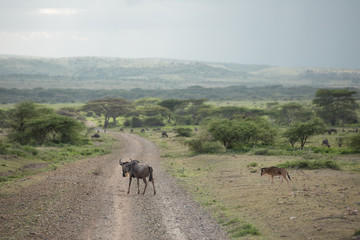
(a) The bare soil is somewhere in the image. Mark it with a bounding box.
[0,132,228,240]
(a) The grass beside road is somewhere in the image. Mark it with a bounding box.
[143,130,360,240]
[0,134,114,183]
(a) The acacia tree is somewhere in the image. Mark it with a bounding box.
[83,98,133,128]
[283,118,325,149]
[275,102,314,126]
[158,99,185,123]
[313,89,359,125]
[8,101,83,145]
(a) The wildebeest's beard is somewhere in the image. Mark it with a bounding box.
[120,164,130,177]
[122,168,130,177]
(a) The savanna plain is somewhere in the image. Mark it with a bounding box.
[1,97,360,240]
[144,130,360,240]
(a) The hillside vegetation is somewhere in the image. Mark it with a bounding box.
[1,55,360,90]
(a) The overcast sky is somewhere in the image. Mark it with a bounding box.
[0,0,359,69]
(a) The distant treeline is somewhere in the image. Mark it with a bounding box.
[1,85,359,104]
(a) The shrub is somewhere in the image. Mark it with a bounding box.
[123,119,131,127]
[86,111,94,117]
[277,160,340,170]
[131,116,143,128]
[143,117,165,127]
[175,115,192,125]
[348,134,360,151]
[187,139,226,154]
[175,128,193,137]
[207,117,276,149]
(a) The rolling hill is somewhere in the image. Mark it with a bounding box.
[1,55,359,90]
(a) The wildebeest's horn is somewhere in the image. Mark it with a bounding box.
[130,158,133,161]
[119,158,122,164]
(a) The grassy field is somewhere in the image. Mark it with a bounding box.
[0,131,114,183]
[138,129,360,240]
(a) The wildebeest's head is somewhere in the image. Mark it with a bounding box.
[119,158,139,178]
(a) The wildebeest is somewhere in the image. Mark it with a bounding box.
[141,128,145,133]
[119,158,156,195]
[327,128,337,135]
[162,131,168,137]
[261,166,291,190]
[337,137,343,147]
[91,133,100,138]
[322,139,330,148]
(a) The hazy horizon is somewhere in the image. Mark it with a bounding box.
[1,0,360,69]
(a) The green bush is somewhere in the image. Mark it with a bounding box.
[123,119,131,127]
[207,117,276,149]
[175,128,193,137]
[131,116,143,128]
[277,159,340,170]
[143,117,165,127]
[175,115,192,125]
[186,139,226,154]
[348,134,360,151]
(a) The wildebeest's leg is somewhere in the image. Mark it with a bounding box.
[284,175,291,189]
[142,178,148,195]
[276,176,284,190]
[137,178,140,194]
[127,177,132,194]
[151,179,156,195]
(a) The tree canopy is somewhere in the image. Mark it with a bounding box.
[83,98,133,128]
[283,118,325,149]
[313,89,359,125]
[8,101,84,145]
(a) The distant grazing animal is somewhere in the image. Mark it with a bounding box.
[261,166,291,190]
[162,131,168,137]
[322,139,330,148]
[141,129,145,133]
[91,133,100,138]
[119,158,156,195]
[327,128,337,135]
[337,137,343,147]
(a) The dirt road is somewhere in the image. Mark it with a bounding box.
[0,132,228,240]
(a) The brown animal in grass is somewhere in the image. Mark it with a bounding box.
[261,166,291,190]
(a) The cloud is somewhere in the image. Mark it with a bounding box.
[72,34,88,41]
[29,32,52,39]
[37,8,78,15]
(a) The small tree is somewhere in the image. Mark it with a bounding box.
[283,118,325,149]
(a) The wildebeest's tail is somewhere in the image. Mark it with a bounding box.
[287,172,291,181]
[149,166,153,181]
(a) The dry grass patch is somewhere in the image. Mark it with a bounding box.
[148,133,360,240]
